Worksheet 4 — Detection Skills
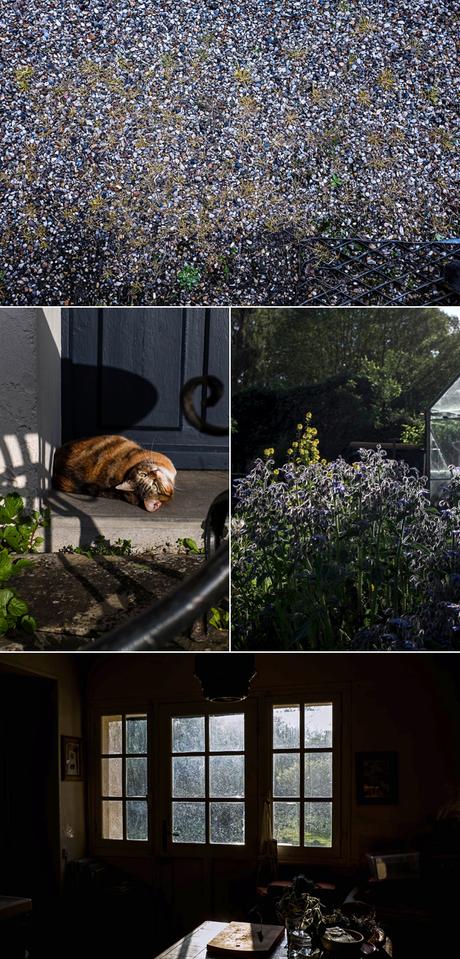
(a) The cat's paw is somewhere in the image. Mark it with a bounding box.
[144,498,162,512]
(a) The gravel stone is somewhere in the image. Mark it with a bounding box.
[0,0,459,304]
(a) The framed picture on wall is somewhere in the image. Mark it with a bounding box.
[61,736,83,781]
[356,751,398,805]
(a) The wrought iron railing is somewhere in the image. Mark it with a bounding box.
[297,238,460,305]
[89,375,229,651]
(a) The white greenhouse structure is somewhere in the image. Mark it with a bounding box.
[428,374,460,499]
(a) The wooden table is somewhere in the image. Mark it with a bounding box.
[154,923,289,959]
[154,920,392,959]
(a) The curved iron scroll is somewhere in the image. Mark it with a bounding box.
[90,540,229,651]
[181,375,228,436]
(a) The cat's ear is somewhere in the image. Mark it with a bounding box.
[115,480,136,491]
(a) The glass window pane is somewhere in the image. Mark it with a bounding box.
[273,801,300,846]
[210,802,245,844]
[101,758,122,797]
[126,757,147,797]
[172,716,205,753]
[304,705,332,748]
[126,716,147,754]
[305,753,332,798]
[172,756,205,798]
[305,802,332,847]
[127,800,148,840]
[209,714,244,752]
[172,802,205,843]
[101,715,122,754]
[209,755,244,798]
[433,375,460,413]
[273,753,300,798]
[430,418,460,479]
[273,706,300,749]
[102,800,123,840]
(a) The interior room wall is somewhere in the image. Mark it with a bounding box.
[87,652,460,867]
[2,650,458,940]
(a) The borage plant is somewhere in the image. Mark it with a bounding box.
[232,448,460,651]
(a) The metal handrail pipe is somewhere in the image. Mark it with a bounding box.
[89,541,229,652]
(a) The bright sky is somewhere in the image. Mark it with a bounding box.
[441,308,460,323]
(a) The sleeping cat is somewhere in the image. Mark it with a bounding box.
[53,435,176,512]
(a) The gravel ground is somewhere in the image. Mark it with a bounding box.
[1,0,459,304]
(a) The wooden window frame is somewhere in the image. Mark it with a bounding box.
[160,699,258,859]
[89,703,152,858]
[266,688,348,864]
[100,712,148,842]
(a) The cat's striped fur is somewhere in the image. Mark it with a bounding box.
[53,436,176,512]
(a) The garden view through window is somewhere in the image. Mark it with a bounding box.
[100,714,148,841]
[272,704,333,847]
[171,713,245,845]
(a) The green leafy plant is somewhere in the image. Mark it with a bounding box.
[177,265,201,291]
[61,535,133,558]
[0,494,48,637]
[15,65,34,92]
[0,549,36,636]
[177,536,205,554]
[401,419,425,446]
[208,606,229,629]
[0,493,48,553]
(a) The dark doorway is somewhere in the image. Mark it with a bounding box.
[0,669,60,953]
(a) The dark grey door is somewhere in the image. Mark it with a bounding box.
[62,308,229,468]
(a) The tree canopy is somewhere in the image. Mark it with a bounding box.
[232,308,460,409]
[232,308,460,470]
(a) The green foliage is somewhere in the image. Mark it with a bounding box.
[61,536,133,557]
[232,307,460,470]
[353,353,402,427]
[401,419,425,446]
[177,537,204,554]
[0,549,36,636]
[15,65,34,92]
[232,448,460,651]
[232,306,460,399]
[0,493,48,553]
[208,606,229,629]
[177,265,201,291]
[0,494,46,637]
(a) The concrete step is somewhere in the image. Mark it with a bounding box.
[44,470,228,552]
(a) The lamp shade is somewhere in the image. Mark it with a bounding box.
[194,654,256,701]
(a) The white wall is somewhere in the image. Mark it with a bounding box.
[0,307,61,507]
